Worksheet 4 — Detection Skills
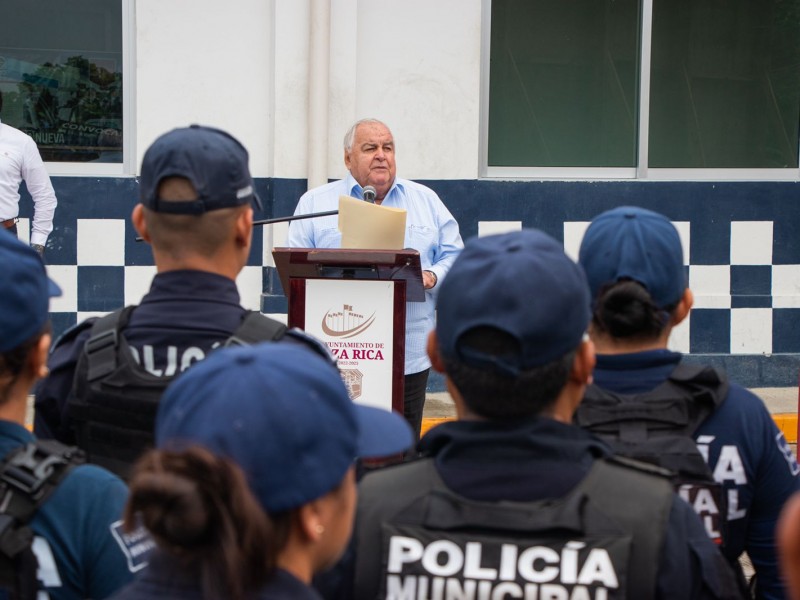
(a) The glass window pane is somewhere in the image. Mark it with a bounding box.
[0,0,123,163]
[488,0,640,167]
[649,0,800,168]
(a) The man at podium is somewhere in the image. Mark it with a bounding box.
[287,118,463,440]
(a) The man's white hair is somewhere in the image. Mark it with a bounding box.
[343,118,392,151]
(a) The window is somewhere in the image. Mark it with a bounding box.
[0,0,123,165]
[484,0,800,177]
[489,0,640,168]
[649,0,800,169]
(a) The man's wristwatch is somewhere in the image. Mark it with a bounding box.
[30,244,45,256]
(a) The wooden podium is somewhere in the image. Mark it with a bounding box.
[273,248,424,414]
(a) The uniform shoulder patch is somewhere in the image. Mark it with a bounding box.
[109,520,155,573]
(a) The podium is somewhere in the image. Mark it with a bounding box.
[273,248,424,414]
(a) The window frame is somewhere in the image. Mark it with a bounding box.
[39,0,136,177]
[479,0,800,181]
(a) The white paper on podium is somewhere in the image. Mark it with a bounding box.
[338,195,407,249]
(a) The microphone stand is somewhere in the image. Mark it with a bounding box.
[135,210,339,242]
[252,210,338,226]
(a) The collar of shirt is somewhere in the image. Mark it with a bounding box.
[593,348,682,394]
[0,419,36,457]
[129,551,322,599]
[417,416,610,502]
[142,270,241,306]
[345,173,405,204]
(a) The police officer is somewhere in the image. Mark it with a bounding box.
[110,343,412,600]
[577,206,800,600]
[0,233,147,599]
[347,230,742,600]
[33,125,306,474]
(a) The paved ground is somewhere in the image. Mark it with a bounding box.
[424,387,797,418]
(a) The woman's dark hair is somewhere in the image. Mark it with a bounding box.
[592,279,672,340]
[0,323,50,405]
[443,326,575,419]
[125,446,291,600]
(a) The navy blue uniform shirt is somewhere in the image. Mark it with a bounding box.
[593,350,800,600]
[35,270,302,442]
[0,420,147,599]
[111,552,322,600]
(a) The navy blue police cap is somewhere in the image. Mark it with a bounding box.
[156,343,413,513]
[139,124,262,215]
[579,206,685,310]
[436,229,591,376]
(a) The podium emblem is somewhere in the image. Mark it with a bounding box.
[322,304,376,338]
[340,368,364,400]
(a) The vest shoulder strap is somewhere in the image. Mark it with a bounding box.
[666,362,729,411]
[224,311,287,347]
[84,306,136,382]
[0,440,84,557]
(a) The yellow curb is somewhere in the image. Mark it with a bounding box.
[773,413,798,444]
[422,415,800,444]
[421,417,455,437]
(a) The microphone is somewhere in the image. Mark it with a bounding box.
[363,185,376,203]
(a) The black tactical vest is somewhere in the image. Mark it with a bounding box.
[354,457,675,599]
[575,363,728,547]
[0,440,83,600]
[67,306,287,479]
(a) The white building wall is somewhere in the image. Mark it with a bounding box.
[351,0,482,181]
[133,0,482,181]
[136,0,276,177]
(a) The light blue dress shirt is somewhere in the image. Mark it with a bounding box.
[287,173,463,374]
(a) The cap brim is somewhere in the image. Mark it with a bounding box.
[47,278,62,298]
[355,406,413,458]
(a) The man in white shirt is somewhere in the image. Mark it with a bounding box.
[0,91,58,255]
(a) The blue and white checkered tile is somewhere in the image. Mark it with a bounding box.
[45,218,272,335]
[41,216,800,357]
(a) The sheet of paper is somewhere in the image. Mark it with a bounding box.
[338,195,407,249]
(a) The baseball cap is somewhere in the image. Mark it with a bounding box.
[0,233,61,352]
[155,343,413,513]
[139,124,262,215]
[578,206,685,309]
[436,230,591,376]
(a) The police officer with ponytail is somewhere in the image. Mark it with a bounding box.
[345,230,742,600]
[109,342,412,599]
[0,233,145,599]
[576,206,799,599]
